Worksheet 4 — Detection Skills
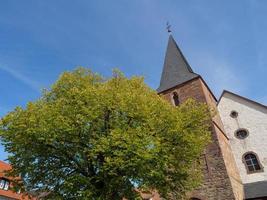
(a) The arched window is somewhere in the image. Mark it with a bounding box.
[243,152,263,173]
[172,92,180,106]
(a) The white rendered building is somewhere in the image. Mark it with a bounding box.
[218,90,267,199]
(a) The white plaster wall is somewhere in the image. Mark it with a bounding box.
[217,92,267,184]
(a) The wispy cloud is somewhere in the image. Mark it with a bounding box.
[193,53,246,98]
[0,65,40,92]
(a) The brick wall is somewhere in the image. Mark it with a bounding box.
[159,77,244,200]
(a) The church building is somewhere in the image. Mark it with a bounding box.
[218,91,267,199]
[155,34,267,200]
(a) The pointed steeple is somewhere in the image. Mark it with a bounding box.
[157,35,199,93]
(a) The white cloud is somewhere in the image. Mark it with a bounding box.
[0,65,40,92]
[192,53,246,98]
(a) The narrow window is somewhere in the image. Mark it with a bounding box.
[243,153,262,173]
[172,92,180,106]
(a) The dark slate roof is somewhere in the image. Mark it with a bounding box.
[244,181,267,199]
[157,35,199,93]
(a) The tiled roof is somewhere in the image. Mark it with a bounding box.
[0,160,12,178]
[0,160,34,200]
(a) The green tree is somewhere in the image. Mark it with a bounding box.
[0,68,211,200]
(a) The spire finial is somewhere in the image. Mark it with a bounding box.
[166,21,172,33]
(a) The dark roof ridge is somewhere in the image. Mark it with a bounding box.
[217,90,267,110]
[157,75,218,102]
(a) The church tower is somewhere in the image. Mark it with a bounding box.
[158,35,244,200]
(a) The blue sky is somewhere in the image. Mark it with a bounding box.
[0,0,267,161]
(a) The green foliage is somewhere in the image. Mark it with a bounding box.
[0,68,211,200]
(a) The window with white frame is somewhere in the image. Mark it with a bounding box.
[243,153,263,173]
[0,178,10,190]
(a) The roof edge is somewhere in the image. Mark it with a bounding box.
[217,90,267,109]
[169,35,195,73]
[157,73,199,93]
[157,75,218,102]
[157,75,200,94]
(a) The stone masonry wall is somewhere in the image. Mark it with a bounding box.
[159,77,244,200]
[199,79,244,200]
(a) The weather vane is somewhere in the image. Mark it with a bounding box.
[166,22,172,33]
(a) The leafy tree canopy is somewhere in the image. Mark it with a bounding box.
[0,68,211,200]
